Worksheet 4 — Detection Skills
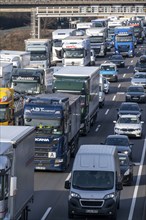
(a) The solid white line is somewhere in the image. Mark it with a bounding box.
[112,95,116,101]
[41,207,52,220]
[123,74,126,78]
[66,172,71,181]
[128,138,146,220]
[95,125,101,132]
[105,109,109,115]
[118,84,121,88]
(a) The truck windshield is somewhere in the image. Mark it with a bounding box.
[72,171,114,190]
[64,49,84,58]
[115,36,133,42]
[134,27,141,33]
[53,39,62,47]
[90,36,104,43]
[0,106,9,122]
[24,118,63,135]
[12,82,40,94]
[30,51,47,61]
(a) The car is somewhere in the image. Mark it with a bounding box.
[117,102,142,119]
[113,115,144,138]
[118,153,133,186]
[134,56,146,73]
[103,134,133,160]
[103,77,110,94]
[131,72,146,89]
[100,62,118,82]
[109,54,125,67]
[125,85,146,103]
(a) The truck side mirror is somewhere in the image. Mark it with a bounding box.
[116,182,123,191]
[64,180,71,189]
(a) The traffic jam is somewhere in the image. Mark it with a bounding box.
[0,15,146,220]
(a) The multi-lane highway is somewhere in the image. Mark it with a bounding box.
[28,42,146,220]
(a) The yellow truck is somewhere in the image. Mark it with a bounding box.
[0,88,23,125]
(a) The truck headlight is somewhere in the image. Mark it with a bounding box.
[55,158,64,163]
[124,169,130,176]
[123,151,129,155]
[70,191,81,199]
[104,193,115,199]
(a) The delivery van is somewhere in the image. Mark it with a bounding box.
[64,144,123,219]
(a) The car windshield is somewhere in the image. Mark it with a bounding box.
[106,137,129,146]
[118,117,139,124]
[72,171,114,190]
[128,87,144,92]
[134,74,146,79]
[111,55,123,60]
[101,65,115,71]
[120,104,139,111]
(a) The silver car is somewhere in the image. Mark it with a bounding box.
[131,72,146,89]
[113,115,144,138]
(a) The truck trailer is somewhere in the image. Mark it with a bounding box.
[0,50,30,68]
[0,62,13,87]
[0,126,36,220]
[53,66,100,135]
[23,93,81,171]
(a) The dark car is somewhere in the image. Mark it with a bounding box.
[103,134,133,160]
[109,54,125,67]
[125,85,146,103]
[117,102,142,119]
[134,56,146,73]
[118,153,133,186]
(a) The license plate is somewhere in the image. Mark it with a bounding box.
[35,166,46,170]
[48,152,56,158]
[86,210,98,214]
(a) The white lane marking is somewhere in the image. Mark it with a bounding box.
[128,138,146,220]
[112,95,116,101]
[123,74,126,78]
[131,60,133,63]
[118,84,121,88]
[105,109,109,115]
[127,66,130,69]
[41,207,52,220]
[95,125,101,132]
[66,172,71,181]
[117,92,125,94]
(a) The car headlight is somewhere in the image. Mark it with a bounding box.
[126,95,131,97]
[141,95,146,97]
[124,169,130,176]
[123,151,129,155]
[104,193,115,200]
[70,191,81,199]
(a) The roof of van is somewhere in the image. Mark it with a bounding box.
[73,145,117,171]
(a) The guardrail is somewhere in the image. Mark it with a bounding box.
[0,0,146,5]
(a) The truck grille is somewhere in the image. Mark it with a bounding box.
[80,199,104,208]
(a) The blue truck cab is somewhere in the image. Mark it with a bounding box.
[23,93,81,171]
[100,62,118,82]
[114,26,135,57]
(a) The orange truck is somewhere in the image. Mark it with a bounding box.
[0,88,23,125]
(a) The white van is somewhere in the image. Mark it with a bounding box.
[65,144,123,219]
